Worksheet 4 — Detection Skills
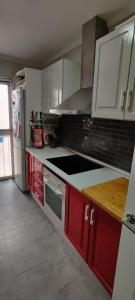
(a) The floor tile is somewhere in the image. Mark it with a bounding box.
[3,218,54,254]
[0,206,45,234]
[8,231,64,276]
[0,253,16,297]
[0,233,7,255]
[60,275,110,300]
[0,180,111,300]
[13,254,81,300]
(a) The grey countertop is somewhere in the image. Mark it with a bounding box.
[26,146,125,191]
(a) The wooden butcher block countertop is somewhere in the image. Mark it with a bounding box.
[82,178,129,221]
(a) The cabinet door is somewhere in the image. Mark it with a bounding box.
[65,185,91,260]
[92,22,134,119]
[63,59,81,101]
[124,27,135,120]
[88,204,121,294]
[50,60,63,108]
[42,69,52,113]
[112,226,135,300]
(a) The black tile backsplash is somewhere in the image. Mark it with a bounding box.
[59,115,135,172]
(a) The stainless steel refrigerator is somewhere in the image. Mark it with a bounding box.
[12,88,28,192]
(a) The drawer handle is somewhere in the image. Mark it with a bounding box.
[90,208,95,226]
[84,205,89,221]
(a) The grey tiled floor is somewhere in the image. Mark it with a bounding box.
[0,180,111,300]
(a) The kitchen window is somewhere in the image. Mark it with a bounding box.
[0,81,13,179]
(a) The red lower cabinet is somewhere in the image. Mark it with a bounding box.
[88,204,121,294]
[65,184,122,295]
[26,153,33,190]
[27,153,44,206]
[65,185,92,260]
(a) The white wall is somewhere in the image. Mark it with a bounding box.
[42,38,82,68]
[0,58,24,80]
[64,46,81,63]
[107,1,135,29]
[0,2,134,75]
[42,2,135,68]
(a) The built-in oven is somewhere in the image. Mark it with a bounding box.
[43,167,66,233]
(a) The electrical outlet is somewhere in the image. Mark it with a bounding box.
[83,118,93,130]
[81,136,89,148]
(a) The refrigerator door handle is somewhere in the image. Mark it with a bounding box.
[20,88,26,150]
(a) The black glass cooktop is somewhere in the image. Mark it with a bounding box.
[47,155,103,175]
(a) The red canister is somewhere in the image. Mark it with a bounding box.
[34,128,43,148]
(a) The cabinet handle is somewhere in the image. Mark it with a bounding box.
[58,90,60,105]
[35,192,40,197]
[120,90,126,111]
[35,183,40,187]
[126,90,132,111]
[84,205,89,221]
[90,208,95,226]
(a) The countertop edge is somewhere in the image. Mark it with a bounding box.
[26,147,126,222]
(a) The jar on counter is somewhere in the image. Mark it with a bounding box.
[34,128,43,148]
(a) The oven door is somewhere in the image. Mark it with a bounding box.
[43,177,65,232]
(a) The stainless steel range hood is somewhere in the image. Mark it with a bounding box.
[49,17,107,115]
[49,88,92,115]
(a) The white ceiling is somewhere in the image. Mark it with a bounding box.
[0,0,133,67]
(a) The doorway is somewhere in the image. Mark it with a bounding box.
[0,81,13,179]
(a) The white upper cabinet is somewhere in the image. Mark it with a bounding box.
[124,32,135,120]
[92,21,135,120]
[42,61,62,113]
[62,59,81,101]
[42,67,52,113]
[50,60,63,108]
[42,58,80,113]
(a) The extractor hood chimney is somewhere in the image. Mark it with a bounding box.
[50,16,108,115]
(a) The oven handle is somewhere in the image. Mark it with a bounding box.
[43,177,64,196]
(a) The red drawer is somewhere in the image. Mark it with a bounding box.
[34,180,43,193]
[32,177,44,205]
[33,171,43,184]
[29,156,44,205]
[34,188,44,205]
[33,157,43,173]
[31,173,35,193]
